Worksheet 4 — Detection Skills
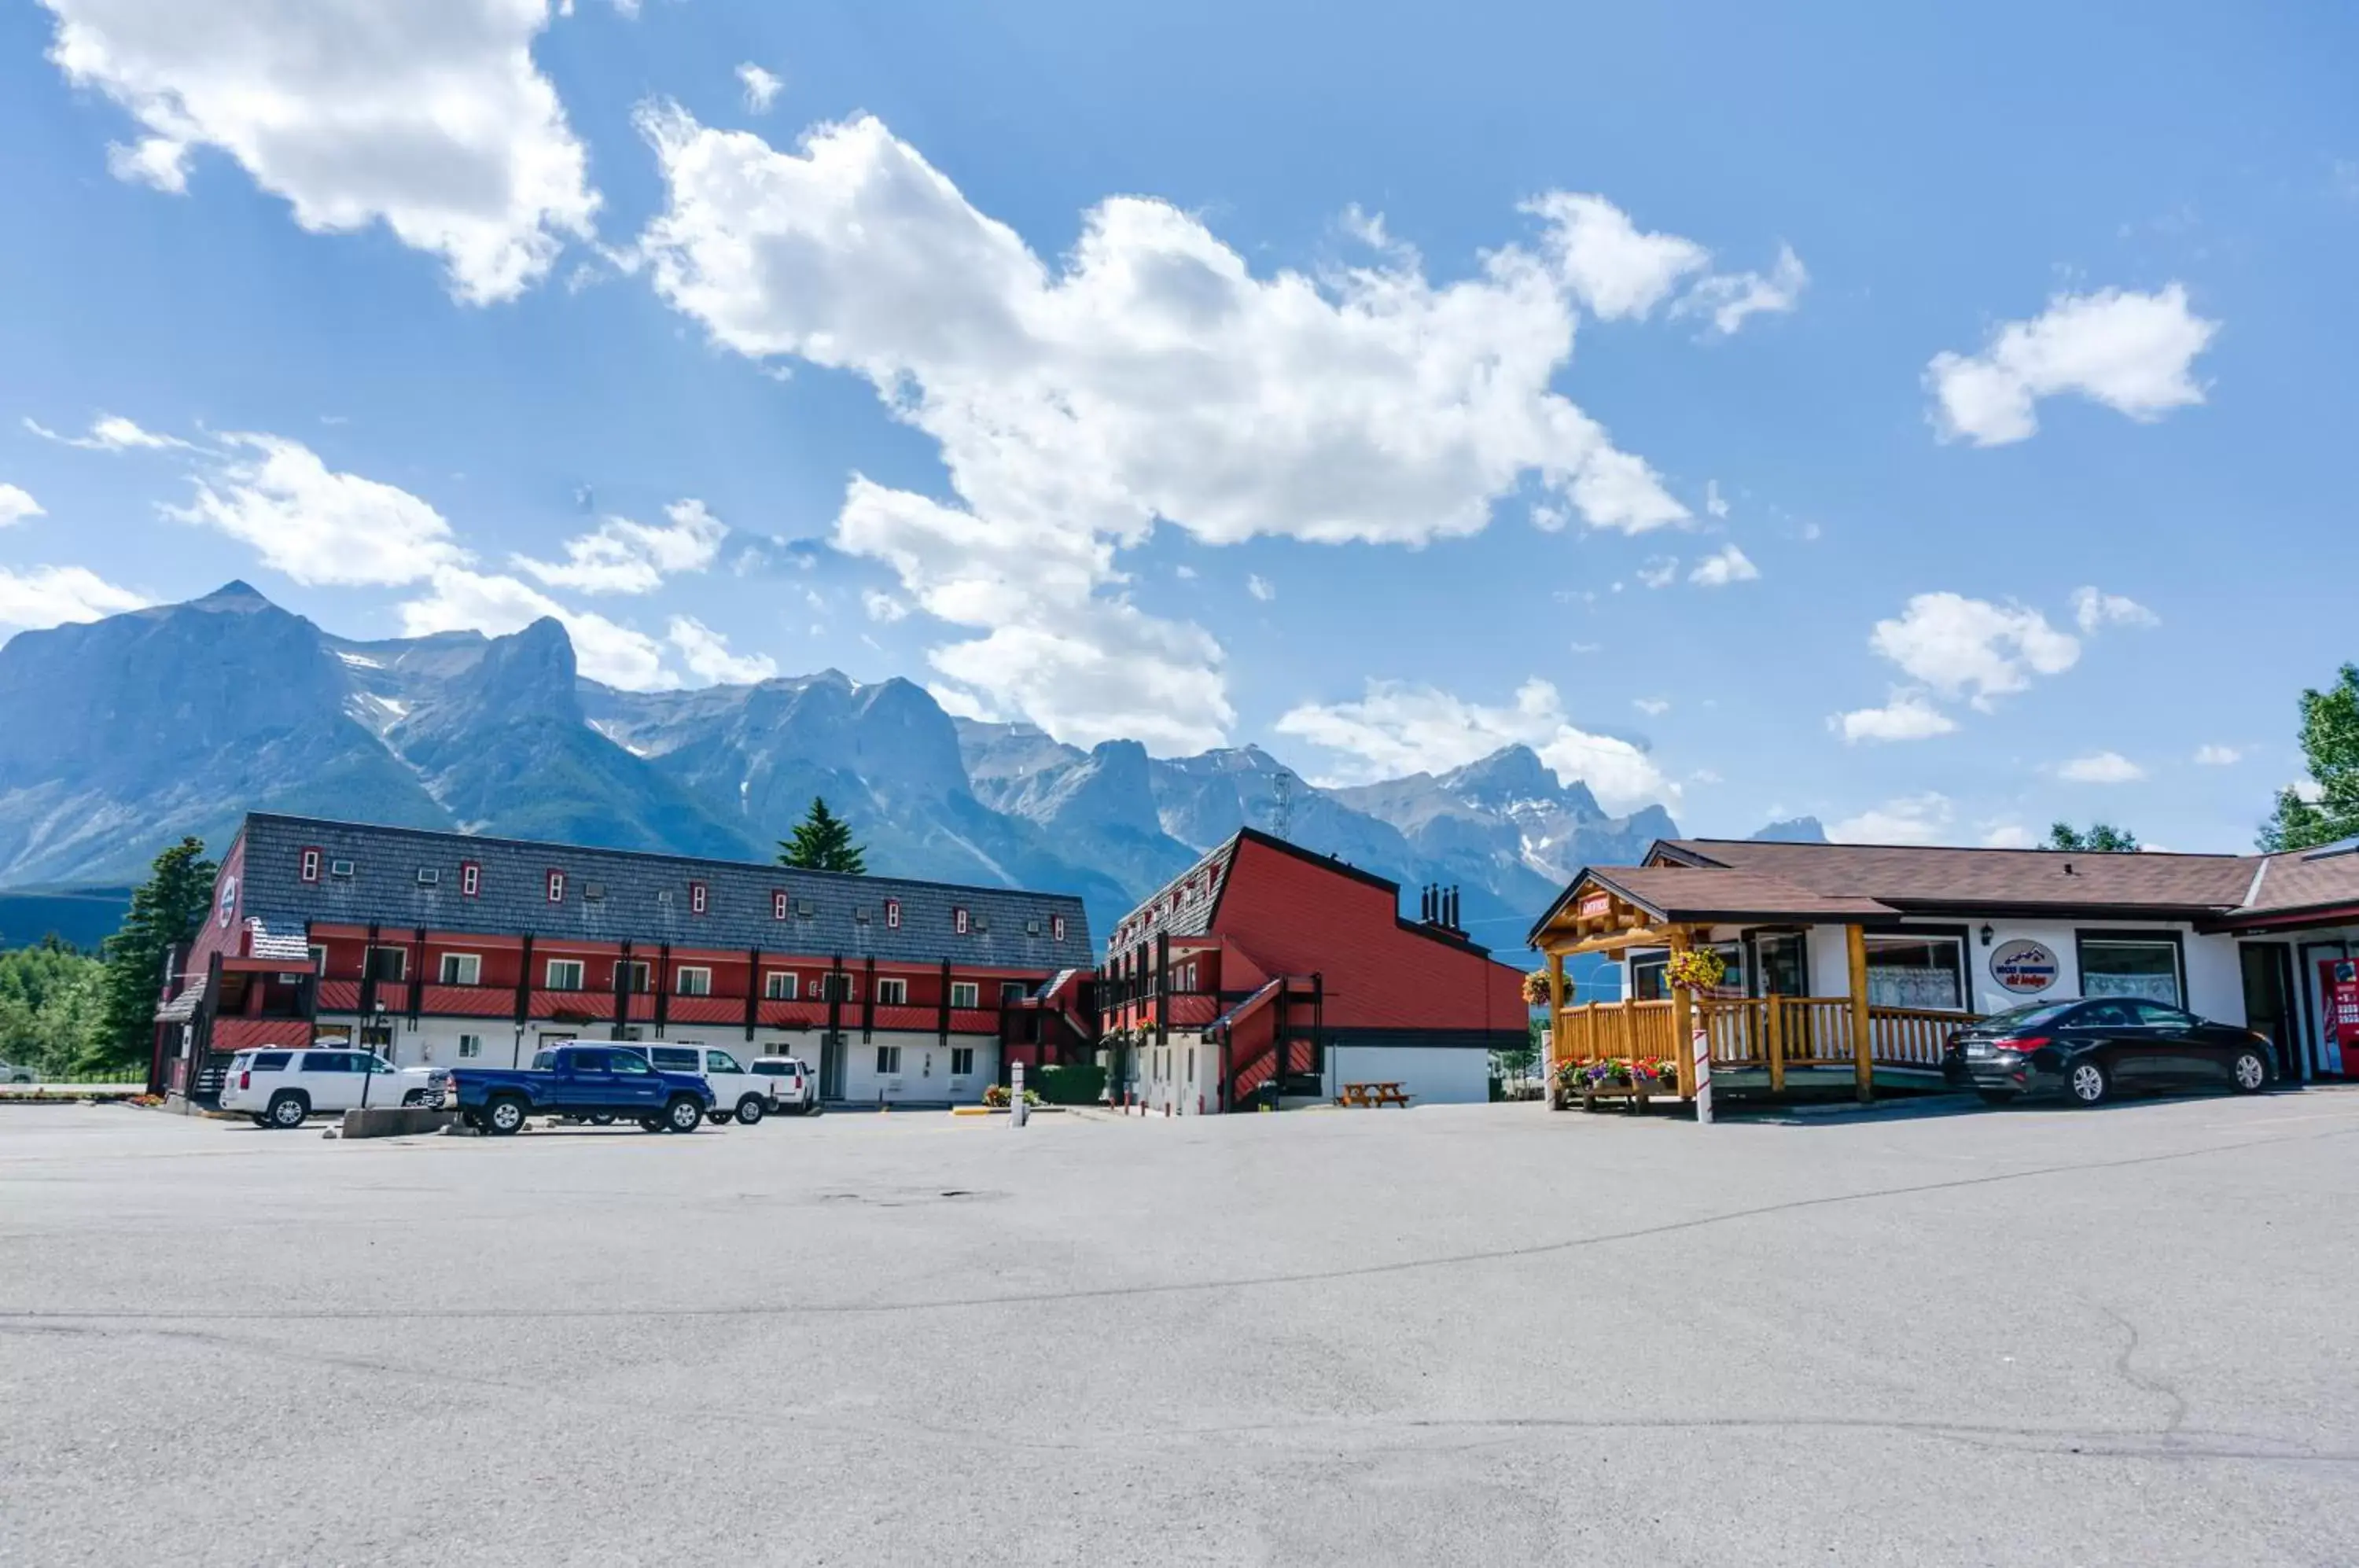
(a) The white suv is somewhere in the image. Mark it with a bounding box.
[637,1043,774,1125]
[749,1056,819,1115]
[219,1047,440,1128]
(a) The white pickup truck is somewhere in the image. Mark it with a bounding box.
[219,1047,441,1128]
[635,1043,775,1125]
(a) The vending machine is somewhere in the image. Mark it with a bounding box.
[2320,957,2359,1077]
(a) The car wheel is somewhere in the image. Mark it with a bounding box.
[638,1116,664,1133]
[462,1110,483,1130]
[2066,1060,2111,1106]
[401,1090,426,1108]
[251,1113,273,1128]
[267,1091,309,1129]
[735,1096,765,1126]
[664,1096,704,1134]
[1975,1089,2019,1106]
[2231,1049,2269,1094]
[589,1113,616,1126]
[484,1096,529,1136]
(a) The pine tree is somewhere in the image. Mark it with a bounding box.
[95,837,217,1073]
[778,797,868,874]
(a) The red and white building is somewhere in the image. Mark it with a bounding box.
[1097,829,1529,1112]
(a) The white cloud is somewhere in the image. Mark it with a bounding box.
[1636,556,1678,589]
[665,616,777,684]
[2070,585,2159,634]
[0,565,149,628]
[0,484,44,527]
[1522,192,1707,321]
[1246,573,1275,602]
[630,108,1731,744]
[1831,690,1958,744]
[737,62,782,112]
[1830,792,1953,847]
[1674,244,1808,335]
[399,566,670,690]
[1632,697,1670,716]
[1273,677,1672,813]
[513,499,727,594]
[39,0,600,304]
[1982,822,2037,849]
[24,412,192,451]
[1925,284,2220,446]
[1705,480,1728,519]
[2193,743,2243,766]
[862,589,908,623]
[1172,564,1198,580]
[1687,543,1759,587]
[1867,592,2078,709]
[168,432,466,586]
[2058,750,2145,784]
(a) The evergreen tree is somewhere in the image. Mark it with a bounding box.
[2046,822,2140,853]
[95,837,217,1073]
[2261,664,2359,852]
[777,797,868,874]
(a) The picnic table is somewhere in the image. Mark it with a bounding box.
[1335,1081,1411,1108]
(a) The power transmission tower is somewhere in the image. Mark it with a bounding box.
[1268,771,1295,838]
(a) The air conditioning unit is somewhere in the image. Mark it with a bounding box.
[655,889,673,904]
[797,900,815,918]
[854,907,872,924]
[973,915,991,933]
[582,883,606,902]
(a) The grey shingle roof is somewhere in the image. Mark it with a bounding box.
[238,814,1093,968]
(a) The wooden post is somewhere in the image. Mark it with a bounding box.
[1847,923,1873,1103]
[1766,995,1786,1097]
[1544,950,1566,1085]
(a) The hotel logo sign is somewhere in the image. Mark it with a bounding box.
[1990,938,2059,995]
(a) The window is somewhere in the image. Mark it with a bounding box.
[1180,962,1197,991]
[301,1051,360,1073]
[364,946,408,984]
[458,1035,484,1059]
[609,1052,653,1076]
[2129,1000,2199,1031]
[1865,933,1968,1011]
[1001,981,1028,1004]
[875,1045,903,1075]
[252,1051,293,1072]
[329,858,356,879]
[885,898,900,929]
[1051,915,1065,942]
[706,1050,745,1075]
[650,1047,700,1073]
[546,959,585,991]
[415,868,440,887]
[821,972,852,1002]
[764,971,797,1000]
[299,848,322,884]
[546,870,565,904]
[460,861,480,897]
[675,966,712,997]
[1187,1047,1195,1081]
[949,1047,975,1076]
[953,907,970,935]
[532,1050,557,1071]
[689,881,708,915]
[2078,936,2184,1006]
[773,890,789,922]
[308,944,328,975]
[438,953,480,986]
[876,977,908,1004]
[950,981,980,1009]
[616,960,651,994]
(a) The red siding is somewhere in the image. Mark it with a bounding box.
[213,1018,311,1051]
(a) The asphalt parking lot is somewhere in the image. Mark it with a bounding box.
[5,1092,2357,1567]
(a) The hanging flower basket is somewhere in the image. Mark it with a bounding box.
[1664,948,1727,991]
[1521,970,1555,1007]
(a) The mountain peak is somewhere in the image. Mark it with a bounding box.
[1750,815,1827,844]
[192,580,274,610]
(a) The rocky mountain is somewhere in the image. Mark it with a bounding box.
[1750,815,1829,844]
[0,583,1713,953]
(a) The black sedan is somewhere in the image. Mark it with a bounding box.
[1943,997,2276,1106]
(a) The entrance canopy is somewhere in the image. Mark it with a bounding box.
[1527,867,1900,955]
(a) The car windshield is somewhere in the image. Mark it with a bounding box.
[1978,1001,2077,1031]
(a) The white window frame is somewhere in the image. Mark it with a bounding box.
[457,1035,484,1059]
[546,870,565,904]
[949,1046,975,1077]
[950,981,980,1009]
[460,862,480,897]
[365,945,408,985]
[885,899,900,929]
[675,966,713,997]
[876,977,909,1005]
[875,1044,903,1076]
[772,890,789,922]
[822,972,852,1002]
[1001,980,1028,1004]
[437,952,481,986]
[308,944,328,975]
[616,959,651,995]
[1051,915,1065,942]
[545,959,586,991]
[763,970,798,1000]
[689,882,708,915]
[953,907,970,935]
[299,848,322,884]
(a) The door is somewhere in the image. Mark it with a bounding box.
[301,1050,364,1111]
[604,1050,666,1110]
[2239,943,2299,1083]
[819,1032,846,1100]
[565,1047,619,1110]
[2073,999,2151,1084]
[2127,1001,2221,1085]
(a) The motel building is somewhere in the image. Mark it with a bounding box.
[150,815,1099,1107]
[1530,835,2359,1102]
[1097,828,1529,1113]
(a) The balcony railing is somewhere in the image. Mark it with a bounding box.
[1557,996,1974,1090]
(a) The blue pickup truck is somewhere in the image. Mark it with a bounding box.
[450,1044,715,1136]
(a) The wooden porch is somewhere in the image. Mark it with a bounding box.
[1554,995,1964,1094]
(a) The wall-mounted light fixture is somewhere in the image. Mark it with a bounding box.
[1979,924,1995,948]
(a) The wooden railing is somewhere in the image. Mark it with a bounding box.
[1556,996,1977,1090]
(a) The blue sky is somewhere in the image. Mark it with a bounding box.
[2,0,2354,853]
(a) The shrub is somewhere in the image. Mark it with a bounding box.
[1034,1064,1106,1106]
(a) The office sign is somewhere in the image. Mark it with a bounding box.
[1990,939,2060,995]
